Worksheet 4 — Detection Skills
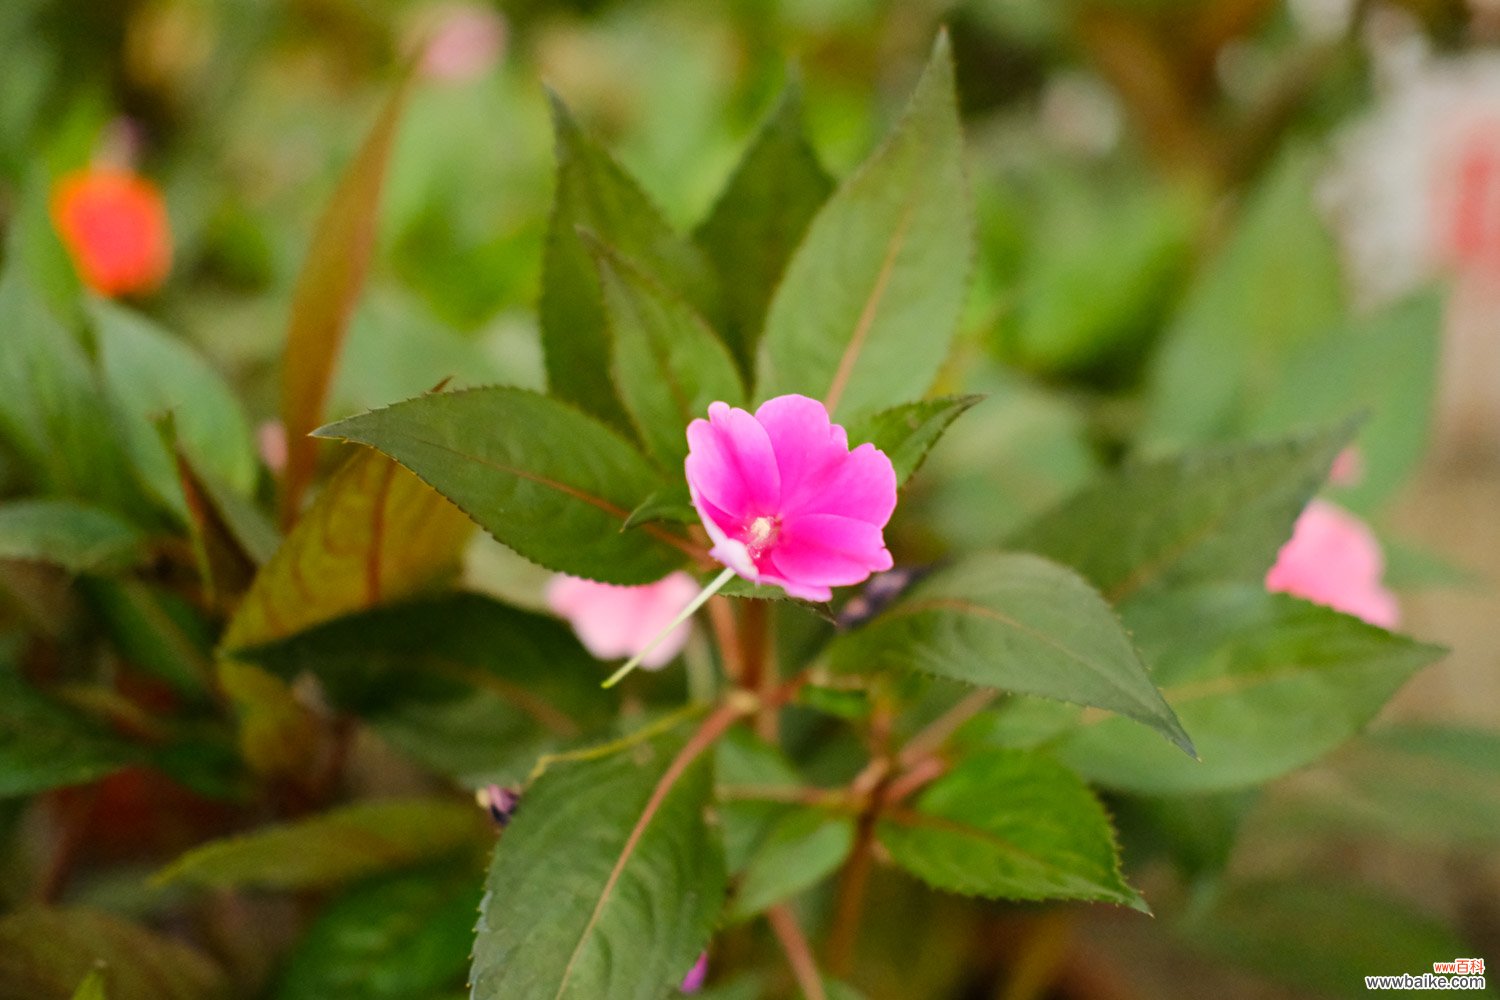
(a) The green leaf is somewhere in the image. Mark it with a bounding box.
[152,798,488,890]
[0,261,135,510]
[0,500,143,574]
[83,580,215,697]
[222,447,473,652]
[235,593,612,733]
[589,235,744,467]
[827,552,1192,754]
[0,668,138,799]
[1010,423,1354,605]
[877,748,1142,908]
[843,395,982,488]
[622,483,696,530]
[694,83,834,371]
[90,299,256,520]
[0,907,226,1000]
[1047,585,1445,794]
[1276,724,1500,851]
[471,725,725,1000]
[280,72,413,523]
[728,809,853,922]
[540,93,717,432]
[274,866,478,1000]
[1180,880,1472,999]
[757,32,973,421]
[1003,170,1198,378]
[1246,291,1442,512]
[70,970,106,1000]
[1142,150,1344,449]
[315,387,691,584]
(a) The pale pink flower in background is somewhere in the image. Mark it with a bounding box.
[685,395,897,602]
[1328,445,1365,488]
[414,3,506,83]
[1322,37,1500,305]
[679,952,708,993]
[257,420,288,474]
[546,572,699,668]
[1266,499,1399,629]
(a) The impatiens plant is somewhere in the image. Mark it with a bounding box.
[0,19,1475,1000]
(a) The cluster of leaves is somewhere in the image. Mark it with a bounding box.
[0,14,1491,1000]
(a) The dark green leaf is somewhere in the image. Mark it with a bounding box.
[843,395,982,488]
[90,299,256,520]
[757,33,973,421]
[471,725,724,1000]
[1049,585,1445,794]
[877,748,1142,908]
[1010,423,1354,604]
[83,579,215,697]
[0,669,138,799]
[540,94,717,431]
[827,552,1191,754]
[728,809,853,922]
[0,500,143,574]
[623,484,697,530]
[589,235,744,467]
[695,83,834,371]
[274,866,479,1000]
[0,907,226,1000]
[316,387,691,584]
[1181,880,1471,999]
[152,798,489,890]
[235,592,612,732]
[0,262,135,510]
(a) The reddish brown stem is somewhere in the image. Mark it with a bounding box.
[768,904,827,1000]
[897,689,997,770]
[706,597,744,684]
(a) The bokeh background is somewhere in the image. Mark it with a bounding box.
[2,0,1498,997]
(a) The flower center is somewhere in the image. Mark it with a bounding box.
[745,515,780,556]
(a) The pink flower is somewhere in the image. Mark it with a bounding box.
[414,3,506,82]
[546,572,699,668]
[1328,445,1365,487]
[1266,500,1399,629]
[257,420,288,474]
[685,395,897,602]
[680,952,708,993]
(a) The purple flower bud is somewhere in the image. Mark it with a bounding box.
[680,952,708,993]
[477,784,520,829]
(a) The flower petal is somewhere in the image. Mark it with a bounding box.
[755,394,850,511]
[685,402,781,519]
[785,441,897,526]
[771,513,894,587]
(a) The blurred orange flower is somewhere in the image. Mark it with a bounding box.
[50,167,172,297]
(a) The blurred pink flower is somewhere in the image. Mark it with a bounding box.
[680,952,708,993]
[546,572,699,668]
[1323,43,1500,304]
[685,395,897,602]
[1328,445,1365,487]
[1265,500,1399,629]
[257,420,288,474]
[416,3,506,83]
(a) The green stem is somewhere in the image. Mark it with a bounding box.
[602,567,736,689]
